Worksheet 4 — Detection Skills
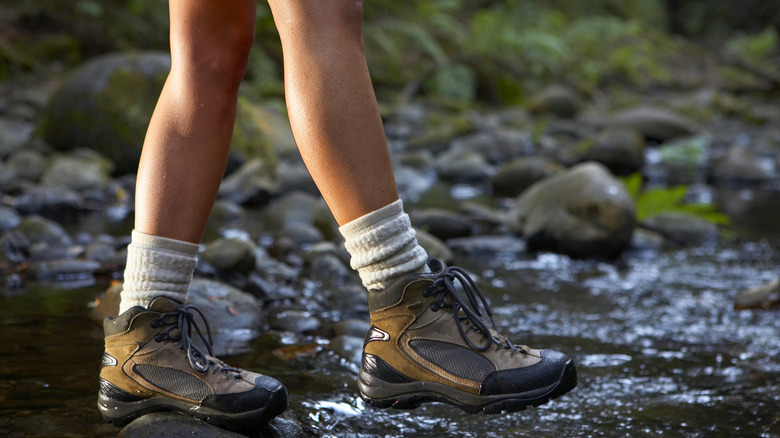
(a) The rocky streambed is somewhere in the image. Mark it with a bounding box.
[1,52,779,437]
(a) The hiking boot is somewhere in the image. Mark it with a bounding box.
[98,297,287,429]
[359,259,577,414]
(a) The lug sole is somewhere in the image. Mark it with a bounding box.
[359,359,577,414]
[97,386,288,430]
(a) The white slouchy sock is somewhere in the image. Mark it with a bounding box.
[118,230,200,314]
[339,199,429,291]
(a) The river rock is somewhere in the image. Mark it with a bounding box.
[209,199,247,227]
[5,149,45,181]
[577,128,646,176]
[269,310,321,333]
[12,185,84,218]
[0,206,21,232]
[491,156,563,198]
[0,118,34,156]
[41,153,111,191]
[447,235,527,258]
[415,228,454,263]
[508,162,635,258]
[200,237,257,274]
[16,215,73,248]
[0,231,29,271]
[528,84,582,119]
[643,212,719,246]
[117,412,247,438]
[25,258,100,283]
[734,278,780,310]
[38,52,277,175]
[218,158,279,205]
[707,145,774,185]
[266,191,319,229]
[449,129,534,164]
[434,149,492,183]
[610,106,700,142]
[411,208,472,240]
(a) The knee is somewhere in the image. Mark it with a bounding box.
[272,0,365,49]
[172,19,256,91]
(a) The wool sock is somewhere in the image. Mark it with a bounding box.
[118,230,200,314]
[339,199,429,291]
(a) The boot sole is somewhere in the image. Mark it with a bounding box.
[97,386,288,430]
[359,359,577,414]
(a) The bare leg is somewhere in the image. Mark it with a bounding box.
[134,0,257,243]
[266,0,398,226]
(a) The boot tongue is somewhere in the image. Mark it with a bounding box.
[146,296,181,313]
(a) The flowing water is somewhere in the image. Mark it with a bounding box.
[1,188,779,437]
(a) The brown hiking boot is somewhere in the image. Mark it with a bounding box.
[359,259,577,414]
[98,297,287,429]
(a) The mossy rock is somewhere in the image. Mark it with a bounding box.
[37,51,278,175]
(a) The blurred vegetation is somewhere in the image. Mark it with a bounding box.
[622,172,730,225]
[1,0,778,103]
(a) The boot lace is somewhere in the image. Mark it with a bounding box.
[422,263,523,354]
[150,304,241,377]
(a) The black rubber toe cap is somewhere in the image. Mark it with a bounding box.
[480,350,572,396]
[201,376,288,415]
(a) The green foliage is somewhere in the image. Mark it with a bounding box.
[622,173,730,225]
[725,27,779,66]
[657,136,709,173]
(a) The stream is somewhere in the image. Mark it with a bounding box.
[1,187,778,437]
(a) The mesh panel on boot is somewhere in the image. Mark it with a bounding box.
[409,339,495,381]
[134,364,212,400]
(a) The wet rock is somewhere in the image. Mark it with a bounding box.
[37,52,171,175]
[610,106,700,142]
[41,152,111,191]
[0,118,34,156]
[5,149,45,181]
[25,258,100,283]
[16,215,73,248]
[630,227,665,251]
[0,231,29,270]
[0,206,21,232]
[434,149,492,183]
[209,199,247,227]
[707,145,774,185]
[508,162,635,258]
[734,278,780,310]
[117,412,246,438]
[278,223,324,248]
[277,162,318,197]
[447,235,526,258]
[449,129,533,164]
[304,251,351,287]
[491,157,563,198]
[643,212,719,246]
[37,52,279,176]
[83,238,118,264]
[333,319,371,338]
[266,191,319,229]
[528,85,582,119]
[218,158,279,205]
[201,237,257,274]
[269,310,321,333]
[577,128,646,176]
[12,185,84,218]
[407,112,474,154]
[331,335,364,366]
[261,416,307,438]
[415,228,454,263]
[411,208,472,240]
